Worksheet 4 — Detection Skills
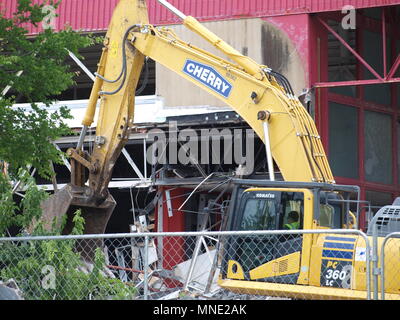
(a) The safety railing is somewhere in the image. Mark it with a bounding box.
[379,231,400,300]
[0,229,376,300]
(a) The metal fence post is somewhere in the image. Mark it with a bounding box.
[380,232,400,300]
[358,231,372,300]
[381,234,387,300]
[372,224,380,300]
[143,235,149,300]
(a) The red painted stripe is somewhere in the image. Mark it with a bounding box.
[2,0,400,34]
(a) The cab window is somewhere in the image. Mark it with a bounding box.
[239,191,304,231]
[281,199,304,229]
[240,199,277,230]
[319,192,345,228]
[319,204,335,227]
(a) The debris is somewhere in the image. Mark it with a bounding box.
[157,289,180,300]
[77,261,115,278]
[0,279,24,300]
[172,249,220,293]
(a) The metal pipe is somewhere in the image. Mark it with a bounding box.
[380,235,388,300]
[365,234,372,300]
[263,122,275,181]
[178,173,214,210]
[143,138,147,179]
[355,185,361,230]
[143,235,149,300]
[314,77,400,88]
[76,125,88,150]
[318,17,383,81]
[387,54,400,79]
[122,147,145,180]
[2,70,23,97]
[67,49,95,82]
[372,224,379,300]
[0,228,368,242]
[382,9,387,78]
[53,142,71,172]
[157,0,187,20]
[66,52,94,151]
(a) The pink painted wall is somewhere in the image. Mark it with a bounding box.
[2,0,400,34]
[265,14,311,86]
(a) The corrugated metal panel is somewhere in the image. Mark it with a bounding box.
[2,0,400,34]
[148,0,400,24]
[1,0,119,34]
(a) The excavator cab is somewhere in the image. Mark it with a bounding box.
[225,187,306,284]
[220,179,360,291]
[218,185,400,299]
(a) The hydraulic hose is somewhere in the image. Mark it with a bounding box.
[135,58,149,95]
[98,24,141,95]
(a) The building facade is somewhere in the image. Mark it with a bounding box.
[3,0,400,230]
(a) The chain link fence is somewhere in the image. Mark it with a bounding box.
[379,232,400,300]
[0,229,399,300]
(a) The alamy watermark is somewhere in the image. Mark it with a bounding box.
[41,5,56,30]
[41,265,56,290]
[341,5,356,30]
[145,121,255,175]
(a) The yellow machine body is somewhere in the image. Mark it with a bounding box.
[218,188,400,300]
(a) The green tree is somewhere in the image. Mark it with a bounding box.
[0,0,101,235]
[0,210,137,300]
[0,5,136,298]
[0,0,98,178]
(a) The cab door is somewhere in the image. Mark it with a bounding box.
[223,188,314,285]
[235,191,281,276]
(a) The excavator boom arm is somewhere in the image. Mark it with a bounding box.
[76,0,149,198]
[77,0,335,197]
[128,22,334,183]
[39,0,334,239]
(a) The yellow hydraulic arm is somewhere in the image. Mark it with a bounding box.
[75,0,335,204]
[70,0,148,200]
[39,0,335,239]
[127,0,334,184]
[38,0,150,236]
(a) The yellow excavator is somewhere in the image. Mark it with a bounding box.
[38,0,400,299]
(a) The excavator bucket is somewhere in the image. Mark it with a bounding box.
[39,184,116,234]
[28,0,150,260]
[34,184,116,260]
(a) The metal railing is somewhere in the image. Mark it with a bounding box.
[379,231,400,300]
[0,229,376,300]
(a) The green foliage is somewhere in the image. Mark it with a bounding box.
[0,1,132,300]
[0,0,102,178]
[0,170,137,300]
[0,210,137,300]
[0,169,47,236]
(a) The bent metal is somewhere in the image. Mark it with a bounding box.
[146,121,255,173]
